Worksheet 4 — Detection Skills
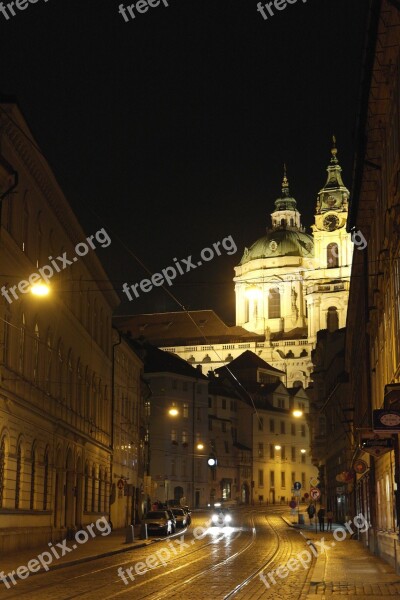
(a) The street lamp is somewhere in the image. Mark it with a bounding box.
[30,281,50,297]
[292,410,303,418]
[168,406,179,417]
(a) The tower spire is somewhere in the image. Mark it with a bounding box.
[282,163,289,196]
[331,135,338,164]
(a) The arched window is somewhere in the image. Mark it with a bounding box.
[15,441,22,509]
[290,218,294,227]
[30,444,36,510]
[327,243,339,268]
[327,306,339,332]
[0,436,6,508]
[91,466,96,512]
[45,331,52,395]
[293,380,303,388]
[84,462,89,511]
[98,468,103,512]
[43,448,49,510]
[57,341,64,401]
[268,288,281,319]
[33,323,40,384]
[19,313,26,374]
[22,201,29,254]
[281,218,286,227]
[67,350,73,409]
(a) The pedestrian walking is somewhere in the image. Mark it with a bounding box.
[326,509,333,531]
[317,506,326,532]
[306,503,315,524]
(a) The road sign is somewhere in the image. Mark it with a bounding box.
[310,487,321,500]
[289,500,297,509]
[310,477,319,487]
[293,490,301,497]
[304,493,309,499]
[293,481,302,491]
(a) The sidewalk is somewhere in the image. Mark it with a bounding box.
[282,513,400,597]
[0,525,160,578]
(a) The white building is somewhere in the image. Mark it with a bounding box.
[115,140,354,388]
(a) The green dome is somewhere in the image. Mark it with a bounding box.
[240,229,314,264]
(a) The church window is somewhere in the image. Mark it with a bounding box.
[281,218,286,227]
[327,307,339,332]
[327,243,339,268]
[268,288,281,319]
[290,218,294,226]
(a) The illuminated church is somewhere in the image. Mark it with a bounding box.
[116,141,354,388]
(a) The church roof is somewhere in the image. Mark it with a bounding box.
[215,349,285,375]
[239,229,314,264]
[113,310,263,346]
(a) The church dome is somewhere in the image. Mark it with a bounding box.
[239,229,314,265]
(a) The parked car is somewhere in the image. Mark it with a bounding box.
[143,511,172,536]
[166,509,177,533]
[182,506,191,525]
[211,509,232,527]
[171,508,187,528]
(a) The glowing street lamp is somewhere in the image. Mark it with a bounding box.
[274,445,281,450]
[300,449,306,454]
[30,282,50,297]
[196,442,204,451]
[168,407,179,417]
[245,285,262,300]
[292,410,303,418]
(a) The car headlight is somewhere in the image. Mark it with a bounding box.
[225,515,232,523]
[211,514,218,523]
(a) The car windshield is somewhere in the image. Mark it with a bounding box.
[172,509,184,515]
[146,511,166,519]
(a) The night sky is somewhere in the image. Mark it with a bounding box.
[1,0,369,323]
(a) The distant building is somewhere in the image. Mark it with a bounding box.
[214,351,318,504]
[136,341,210,508]
[115,147,353,389]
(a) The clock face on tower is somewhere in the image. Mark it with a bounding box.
[323,214,339,231]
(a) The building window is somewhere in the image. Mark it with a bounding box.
[281,446,286,460]
[270,471,275,487]
[280,421,285,434]
[222,399,226,410]
[291,471,296,484]
[208,397,212,408]
[291,447,296,462]
[15,442,22,509]
[258,417,264,431]
[84,464,89,511]
[91,467,96,512]
[268,288,281,319]
[258,469,264,486]
[222,422,227,433]
[258,443,264,458]
[0,437,5,509]
[196,407,201,421]
[327,306,339,332]
[301,424,306,437]
[209,419,213,431]
[224,441,229,453]
[281,471,286,488]
[301,453,306,464]
[182,430,188,444]
[171,459,176,477]
[183,403,189,418]
[301,472,306,487]
[327,243,339,268]
[269,419,275,433]
[269,444,275,459]
[171,429,177,442]
[30,445,36,510]
[182,459,187,477]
